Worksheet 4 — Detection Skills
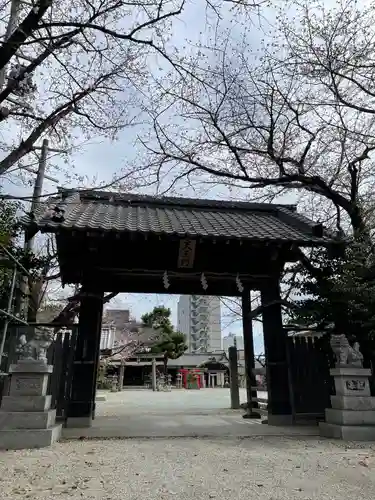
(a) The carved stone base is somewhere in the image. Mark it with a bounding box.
[9,362,53,397]
[320,367,375,441]
[331,368,371,397]
[0,361,61,450]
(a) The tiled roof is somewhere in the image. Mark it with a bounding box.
[30,188,334,244]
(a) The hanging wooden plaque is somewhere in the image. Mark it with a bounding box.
[177,239,196,268]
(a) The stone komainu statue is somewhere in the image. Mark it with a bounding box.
[330,334,364,367]
[16,328,55,364]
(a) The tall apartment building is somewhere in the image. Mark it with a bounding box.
[177,295,222,353]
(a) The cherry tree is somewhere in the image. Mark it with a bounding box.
[115,0,375,338]
[0,0,266,183]
[98,323,159,388]
[127,0,375,238]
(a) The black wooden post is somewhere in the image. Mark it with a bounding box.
[261,278,292,425]
[65,291,104,428]
[229,345,240,409]
[242,289,261,419]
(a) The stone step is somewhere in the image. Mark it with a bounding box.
[0,409,56,429]
[319,422,375,441]
[325,408,375,426]
[1,395,52,412]
[0,424,62,450]
[331,395,375,411]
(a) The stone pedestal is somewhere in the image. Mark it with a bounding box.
[0,361,62,449]
[319,367,375,440]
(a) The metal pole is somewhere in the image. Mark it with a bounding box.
[0,0,21,90]
[0,265,17,370]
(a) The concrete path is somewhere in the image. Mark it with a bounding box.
[96,387,262,414]
[62,389,319,440]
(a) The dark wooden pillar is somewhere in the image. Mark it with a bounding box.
[242,289,261,419]
[261,278,292,425]
[66,290,104,428]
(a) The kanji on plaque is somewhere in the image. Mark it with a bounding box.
[178,239,196,268]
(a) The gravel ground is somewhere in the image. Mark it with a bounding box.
[0,437,375,499]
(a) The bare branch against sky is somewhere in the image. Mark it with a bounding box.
[0,0,264,185]
[122,0,375,239]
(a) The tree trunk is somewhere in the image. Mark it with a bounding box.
[350,204,366,237]
[163,352,168,377]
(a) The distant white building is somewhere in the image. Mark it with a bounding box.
[223,333,244,352]
[100,324,116,350]
[100,309,139,351]
[177,295,222,353]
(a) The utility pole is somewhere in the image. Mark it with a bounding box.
[16,138,49,320]
[18,139,64,319]
[25,138,49,252]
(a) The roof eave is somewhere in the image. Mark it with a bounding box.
[37,225,334,246]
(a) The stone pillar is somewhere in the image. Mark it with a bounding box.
[229,346,240,409]
[0,360,62,449]
[66,291,104,428]
[320,367,375,440]
[242,290,261,419]
[261,279,292,425]
[176,372,182,389]
[151,358,157,391]
[118,363,125,391]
